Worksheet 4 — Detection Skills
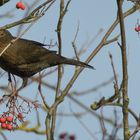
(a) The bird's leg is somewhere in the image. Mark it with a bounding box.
[2,73,16,98]
[8,72,12,83]
[7,73,15,93]
[17,78,28,92]
[7,72,12,92]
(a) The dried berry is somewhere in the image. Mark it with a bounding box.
[18,113,24,120]
[69,135,75,140]
[59,132,67,139]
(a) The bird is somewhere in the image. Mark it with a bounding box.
[0,29,94,90]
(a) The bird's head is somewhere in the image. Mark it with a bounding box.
[0,29,13,44]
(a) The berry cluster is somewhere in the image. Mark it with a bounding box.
[0,116,13,130]
[16,2,25,10]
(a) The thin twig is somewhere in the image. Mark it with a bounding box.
[72,22,80,60]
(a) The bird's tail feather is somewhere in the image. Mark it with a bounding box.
[59,56,94,69]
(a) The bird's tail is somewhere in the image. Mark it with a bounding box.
[59,56,94,69]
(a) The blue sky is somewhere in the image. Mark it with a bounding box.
[0,0,140,140]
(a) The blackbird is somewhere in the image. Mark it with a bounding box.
[0,29,94,89]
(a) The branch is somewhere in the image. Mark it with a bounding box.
[117,0,130,139]
[0,0,55,29]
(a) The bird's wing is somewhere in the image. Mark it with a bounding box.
[14,37,51,47]
[12,38,57,65]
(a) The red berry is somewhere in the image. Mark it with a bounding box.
[20,3,25,10]
[1,123,7,129]
[16,2,22,9]
[69,135,75,140]
[6,116,13,122]
[6,124,13,130]
[135,26,140,32]
[16,2,25,10]
[0,117,6,123]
